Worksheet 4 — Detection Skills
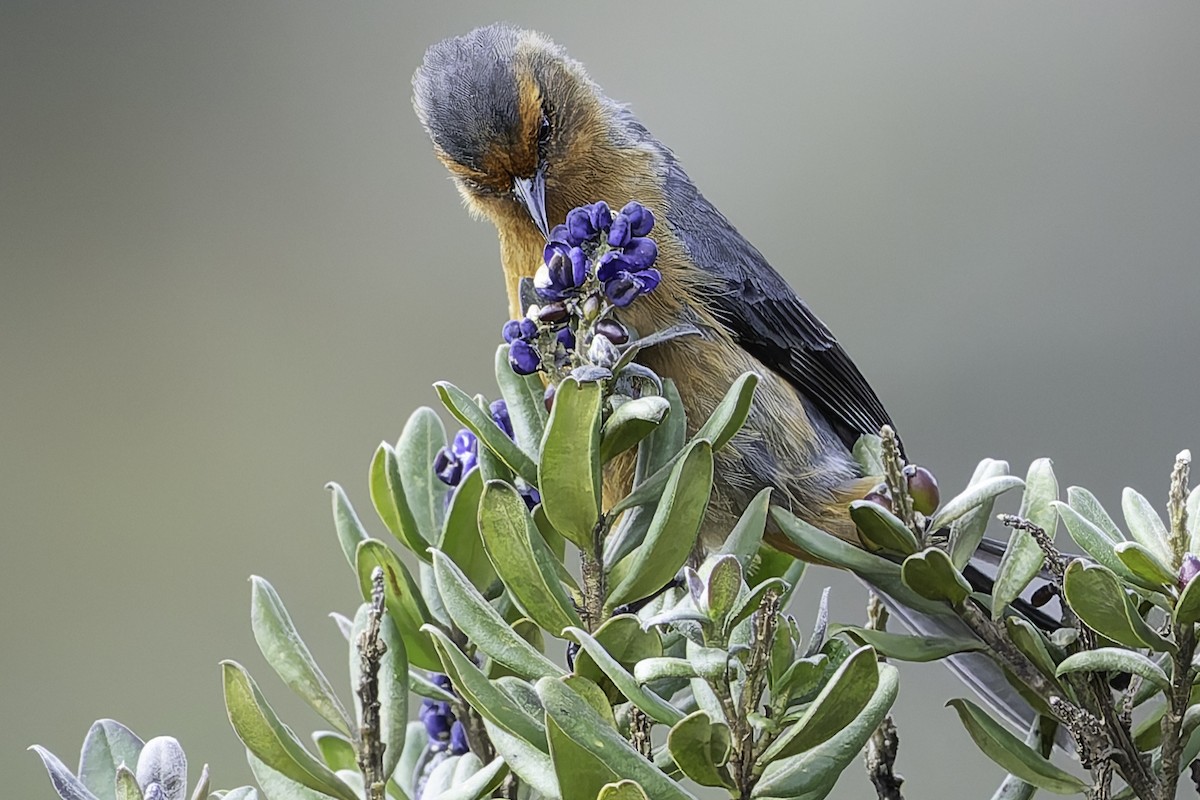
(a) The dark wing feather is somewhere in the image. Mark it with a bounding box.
[656,153,897,453]
[707,273,898,453]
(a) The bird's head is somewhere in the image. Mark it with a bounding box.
[413,24,638,239]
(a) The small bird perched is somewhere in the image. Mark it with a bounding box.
[413,23,894,552]
[413,23,1063,740]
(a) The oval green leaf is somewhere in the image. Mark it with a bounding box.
[396,406,452,542]
[947,698,1088,795]
[439,467,496,591]
[431,549,564,679]
[830,624,986,662]
[600,395,670,463]
[251,576,352,735]
[354,539,438,670]
[220,661,358,800]
[1055,647,1169,692]
[479,480,582,635]
[368,442,427,559]
[1062,561,1174,652]
[607,440,713,610]
[761,646,880,761]
[930,475,1024,531]
[901,547,972,607]
[538,377,603,549]
[848,500,920,555]
[494,344,548,456]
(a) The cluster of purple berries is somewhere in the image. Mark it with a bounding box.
[502,200,660,376]
[432,399,539,508]
[418,674,468,755]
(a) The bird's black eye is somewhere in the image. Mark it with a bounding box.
[537,113,552,148]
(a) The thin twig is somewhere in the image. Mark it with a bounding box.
[864,591,903,800]
[356,567,388,800]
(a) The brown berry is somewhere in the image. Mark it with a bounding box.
[903,464,940,515]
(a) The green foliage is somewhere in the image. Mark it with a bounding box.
[31,720,253,800]
[34,294,1200,800]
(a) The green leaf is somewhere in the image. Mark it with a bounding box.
[830,624,986,662]
[311,731,355,772]
[989,716,1059,800]
[431,550,564,679]
[597,781,650,800]
[495,344,548,456]
[328,482,371,568]
[348,604,408,781]
[393,721,427,799]
[245,752,333,800]
[1067,486,1124,542]
[78,719,144,800]
[479,480,582,635]
[947,698,1088,795]
[1062,561,1174,652]
[424,625,547,750]
[609,374,752,515]
[851,434,885,476]
[1176,575,1200,625]
[633,657,699,682]
[114,766,141,800]
[397,406,453,542]
[220,661,358,800]
[993,459,1057,620]
[1123,487,1172,565]
[752,664,898,800]
[771,507,943,615]
[930,475,1024,531]
[762,646,880,761]
[848,500,919,555]
[667,711,733,788]
[725,578,789,636]
[538,377,603,549]
[29,744,100,800]
[563,626,684,725]
[354,539,438,670]
[536,678,697,800]
[134,737,187,800]
[1004,617,1060,684]
[546,713,622,800]
[607,440,713,609]
[637,378,686,478]
[948,459,1012,569]
[694,371,758,451]
[368,442,427,558]
[1054,501,1145,586]
[250,577,352,736]
[991,527,1045,621]
[438,756,509,800]
[600,395,671,463]
[438,467,496,591]
[1187,485,1200,554]
[1055,648,1169,692]
[1114,541,1176,587]
[436,382,538,485]
[1019,458,1059,535]
[718,487,772,566]
[703,554,743,624]
[901,547,972,606]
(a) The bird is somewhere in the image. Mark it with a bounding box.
[412,23,892,552]
[412,23,1054,738]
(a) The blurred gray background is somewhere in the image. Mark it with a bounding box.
[3,3,1199,798]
